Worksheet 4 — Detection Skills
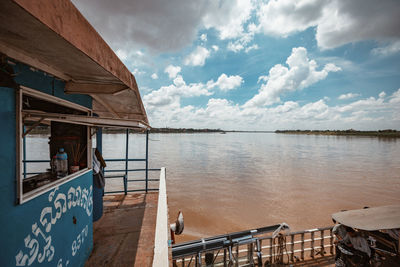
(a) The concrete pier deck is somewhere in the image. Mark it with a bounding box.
[85,193,159,267]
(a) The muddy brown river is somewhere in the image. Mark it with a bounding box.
[27,132,400,243]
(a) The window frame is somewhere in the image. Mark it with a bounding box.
[16,86,93,204]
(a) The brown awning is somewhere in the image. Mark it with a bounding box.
[332,205,400,231]
[0,0,148,127]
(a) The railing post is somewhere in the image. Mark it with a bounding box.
[223,248,227,267]
[256,239,262,267]
[125,128,129,186]
[330,228,334,255]
[123,175,127,195]
[290,234,294,262]
[247,243,254,265]
[320,230,325,256]
[235,245,239,267]
[310,231,315,258]
[145,129,149,193]
[300,233,304,260]
[269,238,273,264]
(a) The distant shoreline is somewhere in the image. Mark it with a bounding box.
[26,126,399,137]
[275,129,400,138]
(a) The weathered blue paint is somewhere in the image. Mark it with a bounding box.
[11,61,92,109]
[0,60,94,267]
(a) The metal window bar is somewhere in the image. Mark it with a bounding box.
[22,129,159,194]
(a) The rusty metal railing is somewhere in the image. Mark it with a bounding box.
[172,226,334,267]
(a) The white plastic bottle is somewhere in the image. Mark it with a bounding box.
[56,148,68,178]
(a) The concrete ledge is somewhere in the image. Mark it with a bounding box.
[153,167,170,267]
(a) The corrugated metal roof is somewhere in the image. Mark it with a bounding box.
[332,205,400,231]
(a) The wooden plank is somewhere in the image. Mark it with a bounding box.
[65,81,129,94]
[0,41,71,81]
[90,94,121,118]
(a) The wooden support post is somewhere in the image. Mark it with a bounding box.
[290,234,294,262]
[182,257,185,267]
[301,233,305,260]
[320,230,325,256]
[310,231,315,258]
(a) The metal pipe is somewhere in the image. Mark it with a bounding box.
[96,127,102,154]
[105,158,146,162]
[145,129,149,193]
[23,126,26,179]
[125,128,129,185]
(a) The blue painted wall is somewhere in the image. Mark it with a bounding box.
[0,61,93,267]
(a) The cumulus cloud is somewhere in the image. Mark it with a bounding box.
[184,46,211,66]
[200,34,207,42]
[257,0,400,50]
[151,73,158,80]
[144,89,400,130]
[207,74,244,92]
[338,93,361,100]
[244,47,341,107]
[144,73,243,109]
[143,75,213,107]
[203,0,255,40]
[164,65,181,79]
[212,45,219,51]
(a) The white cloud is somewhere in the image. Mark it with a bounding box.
[144,87,400,130]
[164,65,181,79]
[389,88,400,103]
[132,68,145,76]
[245,44,259,53]
[151,73,159,80]
[203,0,254,40]
[212,45,219,51]
[143,75,213,107]
[257,0,400,50]
[200,33,207,42]
[184,46,211,66]
[372,41,400,56]
[338,93,361,100]
[244,47,341,108]
[227,42,244,53]
[207,74,244,92]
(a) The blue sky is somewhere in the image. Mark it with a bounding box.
[73,0,400,130]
